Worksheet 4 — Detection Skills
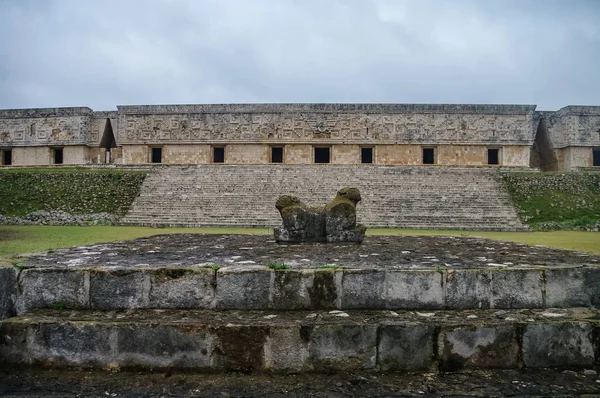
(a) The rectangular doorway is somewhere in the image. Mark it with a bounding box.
[488,148,500,165]
[594,148,600,167]
[2,149,11,165]
[361,147,373,164]
[423,147,435,164]
[314,147,330,163]
[151,147,162,163]
[213,146,225,163]
[271,147,283,163]
[54,148,63,164]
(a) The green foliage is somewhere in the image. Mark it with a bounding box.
[502,171,600,229]
[203,264,221,271]
[317,264,343,270]
[0,168,147,217]
[53,301,69,311]
[267,263,291,270]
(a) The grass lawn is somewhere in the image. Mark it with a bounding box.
[0,225,598,265]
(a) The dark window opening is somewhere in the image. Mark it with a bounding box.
[314,147,330,163]
[2,150,11,165]
[488,148,500,165]
[151,147,162,163]
[423,148,435,164]
[271,147,283,163]
[54,148,63,165]
[593,149,600,167]
[213,147,225,163]
[361,147,373,164]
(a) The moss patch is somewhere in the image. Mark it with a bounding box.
[0,168,147,217]
[502,171,600,230]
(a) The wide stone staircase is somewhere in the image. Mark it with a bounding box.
[120,165,527,230]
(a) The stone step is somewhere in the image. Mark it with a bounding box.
[1,308,598,373]
[120,165,527,231]
[5,265,599,314]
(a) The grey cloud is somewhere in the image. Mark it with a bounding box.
[0,0,598,110]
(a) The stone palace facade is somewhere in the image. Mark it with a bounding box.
[0,103,598,171]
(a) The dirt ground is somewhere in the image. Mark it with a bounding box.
[24,234,600,270]
[1,367,600,397]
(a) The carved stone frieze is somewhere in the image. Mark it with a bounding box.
[117,111,535,145]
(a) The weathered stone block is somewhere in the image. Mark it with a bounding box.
[439,325,519,371]
[90,269,149,310]
[18,269,88,313]
[307,269,341,310]
[545,268,600,308]
[378,323,436,371]
[266,325,309,373]
[306,324,377,371]
[271,270,313,310]
[215,267,270,309]
[491,269,543,309]
[116,325,213,369]
[0,322,30,364]
[0,267,17,319]
[384,271,444,309]
[445,269,491,309]
[341,269,385,309]
[29,323,113,367]
[148,268,214,309]
[523,323,595,368]
[212,325,268,372]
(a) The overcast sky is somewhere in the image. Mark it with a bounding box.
[0,0,598,111]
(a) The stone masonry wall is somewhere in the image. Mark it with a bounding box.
[116,104,536,147]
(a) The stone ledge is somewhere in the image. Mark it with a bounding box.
[0,107,93,118]
[9,266,600,312]
[1,308,598,373]
[116,103,537,115]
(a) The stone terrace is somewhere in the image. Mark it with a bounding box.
[120,165,528,231]
[1,233,600,373]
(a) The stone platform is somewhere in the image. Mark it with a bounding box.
[1,308,598,373]
[1,233,600,373]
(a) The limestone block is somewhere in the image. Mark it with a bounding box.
[148,268,215,309]
[439,325,519,371]
[116,325,213,369]
[271,269,314,310]
[17,269,88,313]
[212,324,269,371]
[266,325,309,373]
[307,269,341,310]
[523,323,595,368]
[306,324,378,371]
[545,268,600,308]
[90,269,149,310]
[378,323,436,371]
[341,269,385,309]
[226,144,269,164]
[215,267,270,309]
[384,271,444,309]
[0,267,17,319]
[491,269,543,309]
[445,270,492,309]
[29,323,113,367]
[0,322,30,364]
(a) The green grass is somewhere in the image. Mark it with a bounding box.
[267,263,291,270]
[0,226,598,267]
[367,228,600,254]
[502,171,600,229]
[0,168,147,217]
